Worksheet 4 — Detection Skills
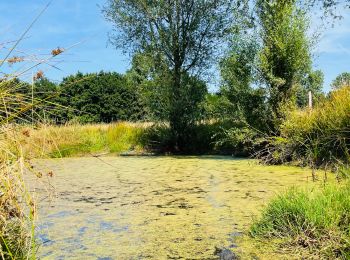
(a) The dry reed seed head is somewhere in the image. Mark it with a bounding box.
[51,47,64,56]
[22,129,30,137]
[47,171,54,177]
[29,200,35,208]
[29,200,36,216]
[33,70,44,81]
[36,172,42,178]
[7,56,24,64]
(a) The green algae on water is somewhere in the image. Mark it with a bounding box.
[31,156,316,259]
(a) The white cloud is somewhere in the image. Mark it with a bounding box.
[313,10,350,55]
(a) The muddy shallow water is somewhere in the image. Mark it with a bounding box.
[31,156,312,259]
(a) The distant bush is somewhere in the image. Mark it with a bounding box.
[14,72,147,124]
[260,86,350,168]
[57,72,146,123]
[251,182,350,259]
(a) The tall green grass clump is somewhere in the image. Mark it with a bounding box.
[251,182,350,258]
[262,86,350,168]
[17,122,148,158]
[106,122,146,153]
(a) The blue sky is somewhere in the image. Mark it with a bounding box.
[1,0,350,92]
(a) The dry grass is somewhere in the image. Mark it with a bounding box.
[0,2,68,258]
[259,86,350,169]
[5,122,151,159]
[0,93,39,259]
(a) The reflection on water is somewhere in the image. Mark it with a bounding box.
[31,156,311,259]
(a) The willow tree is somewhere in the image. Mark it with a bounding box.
[102,0,236,150]
[257,0,312,124]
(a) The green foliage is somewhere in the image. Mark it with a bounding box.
[257,0,312,123]
[214,31,273,154]
[33,77,58,100]
[331,72,350,90]
[251,182,350,258]
[102,0,237,150]
[106,123,145,153]
[200,93,232,120]
[49,123,146,158]
[57,71,145,123]
[6,72,147,125]
[215,126,263,157]
[219,34,273,132]
[297,70,325,108]
[125,52,171,121]
[0,218,29,260]
[262,86,350,167]
[139,120,253,155]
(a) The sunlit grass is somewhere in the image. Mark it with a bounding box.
[8,122,149,158]
[260,86,350,169]
[0,2,67,258]
[250,181,350,258]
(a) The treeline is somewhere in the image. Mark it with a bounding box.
[7,72,146,124]
[5,0,349,158]
[10,63,323,125]
[99,0,331,151]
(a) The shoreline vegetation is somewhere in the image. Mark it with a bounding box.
[250,181,350,259]
[2,0,350,258]
[2,85,350,258]
[11,119,348,259]
[1,85,350,258]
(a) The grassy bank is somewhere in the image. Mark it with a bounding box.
[6,120,249,158]
[250,181,350,258]
[264,86,350,169]
[7,122,149,158]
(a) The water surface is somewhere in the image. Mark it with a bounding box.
[31,156,312,259]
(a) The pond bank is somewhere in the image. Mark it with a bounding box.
[30,156,316,259]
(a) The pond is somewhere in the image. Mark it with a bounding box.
[31,156,312,259]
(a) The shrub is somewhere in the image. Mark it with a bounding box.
[139,120,259,155]
[215,125,263,157]
[250,182,350,258]
[260,86,350,167]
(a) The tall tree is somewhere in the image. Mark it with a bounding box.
[102,0,236,150]
[331,72,350,90]
[125,51,172,121]
[219,33,272,132]
[257,0,312,125]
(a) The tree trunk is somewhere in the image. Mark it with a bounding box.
[169,61,183,152]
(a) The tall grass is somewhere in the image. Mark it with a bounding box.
[250,182,350,258]
[0,83,39,258]
[0,2,66,258]
[259,86,350,169]
[7,122,149,158]
[6,120,249,158]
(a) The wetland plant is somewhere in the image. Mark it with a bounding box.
[0,2,64,257]
[250,182,350,258]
